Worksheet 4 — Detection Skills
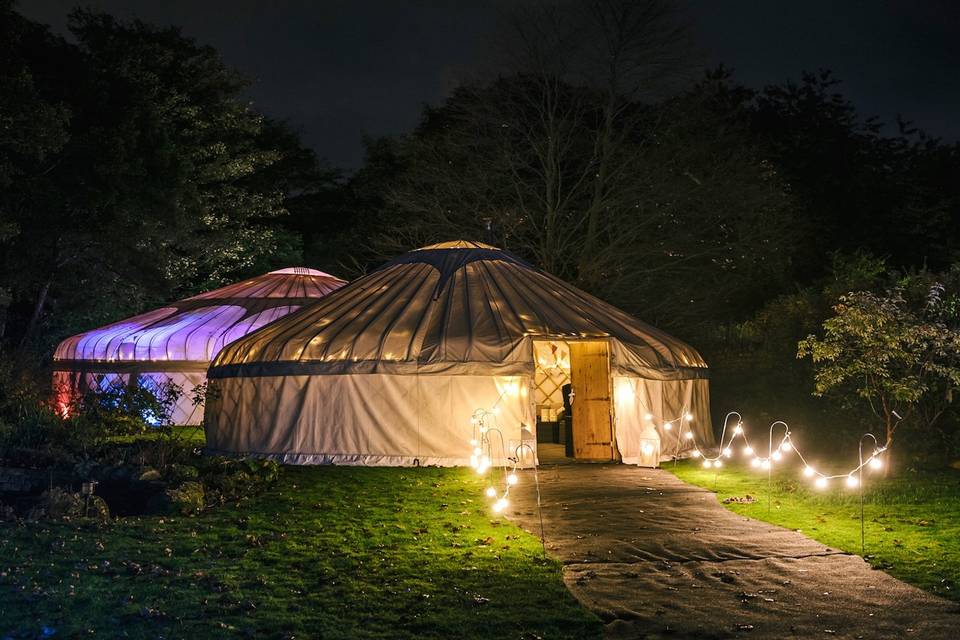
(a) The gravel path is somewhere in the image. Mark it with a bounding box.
[507,464,960,639]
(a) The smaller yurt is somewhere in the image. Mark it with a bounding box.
[206,242,713,467]
[53,268,346,424]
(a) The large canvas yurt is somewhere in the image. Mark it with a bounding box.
[53,268,346,424]
[205,242,713,467]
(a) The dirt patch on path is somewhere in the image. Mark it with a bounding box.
[508,464,959,639]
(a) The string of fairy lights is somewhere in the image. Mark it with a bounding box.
[469,399,891,519]
[665,410,888,489]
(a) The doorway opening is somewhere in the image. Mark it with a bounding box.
[533,339,616,462]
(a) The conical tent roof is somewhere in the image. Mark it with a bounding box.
[55,267,346,369]
[210,242,706,380]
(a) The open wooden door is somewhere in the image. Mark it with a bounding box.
[568,341,615,460]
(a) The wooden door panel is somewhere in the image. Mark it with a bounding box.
[569,341,613,460]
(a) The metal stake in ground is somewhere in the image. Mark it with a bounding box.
[767,421,790,514]
[858,433,879,555]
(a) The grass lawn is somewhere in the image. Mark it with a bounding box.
[0,466,600,639]
[670,459,960,601]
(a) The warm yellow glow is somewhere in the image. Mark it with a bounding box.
[506,473,518,486]
[761,459,771,470]
[780,441,793,452]
[771,450,782,461]
[684,432,694,441]
[846,475,859,488]
[869,457,882,470]
[644,413,654,421]
[750,457,761,468]
[691,450,701,458]
[703,460,712,469]
[664,423,673,431]
[743,446,754,456]
[733,424,743,435]
[473,447,482,456]
[714,460,723,468]
[803,466,815,477]
[815,477,828,489]
[641,443,654,456]
[493,497,508,513]
[685,413,694,422]
[723,447,732,458]
[485,487,497,498]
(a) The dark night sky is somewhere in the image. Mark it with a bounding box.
[20,1,960,169]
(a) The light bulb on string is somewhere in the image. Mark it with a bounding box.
[750,457,761,468]
[473,447,482,456]
[691,450,701,458]
[771,450,782,462]
[869,457,882,470]
[723,447,732,458]
[803,466,815,477]
[664,423,672,431]
[470,438,477,446]
[733,424,743,435]
[703,460,712,469]
[485,487,497,498]
[713,460,723,468]
[761,459,771,470]
[743,446,754,456]
[685,413,694,422]
[780,441,793,453]
[644,413,654,421]
[506,473,518,486]
[684,432,694,441]
[846,475,859,488]
[493,497,508,513]
[814,477,828,489]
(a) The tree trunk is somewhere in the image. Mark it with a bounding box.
[19,276,52,348]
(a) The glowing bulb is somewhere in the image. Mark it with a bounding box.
[803,466,815,477]
[703,460,712,469]
[780,441,793,453]
[691,450,701,458]
[664,423,672,431]
[713,460,723,468]
[473,447,482,456]
[644,413,654,421]
[684,432,694,441]
[481,455,490,466]
[491,407,500,415]
[485,487,497,498]
[723,447,732,458]
[771,450,782,461]
[492,498,508,513]
[869,457,882,470]
[814,477,828,489]
[470,438,477,446]
[685,413,694,422]
[743,446,754,456]
[470,455,479,468]
[733,424,743,435]
[506,473,518,486]
[761,459,771,470]
[750,457,761,468]
[846,475,859,488]
[480,426,488,434]
[641,443,654,455]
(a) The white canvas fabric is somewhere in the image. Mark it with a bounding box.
[52,268,346,424]
[206,241,714,466]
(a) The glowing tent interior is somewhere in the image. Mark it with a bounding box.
[205,241,713,467]
[53,268,346,424]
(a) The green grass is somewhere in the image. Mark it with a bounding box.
[0,467,600,639]
[670,459,960,600]
[105,424,207,446]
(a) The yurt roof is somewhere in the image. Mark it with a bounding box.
[53,268,346,370]
[209,242,707,380]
